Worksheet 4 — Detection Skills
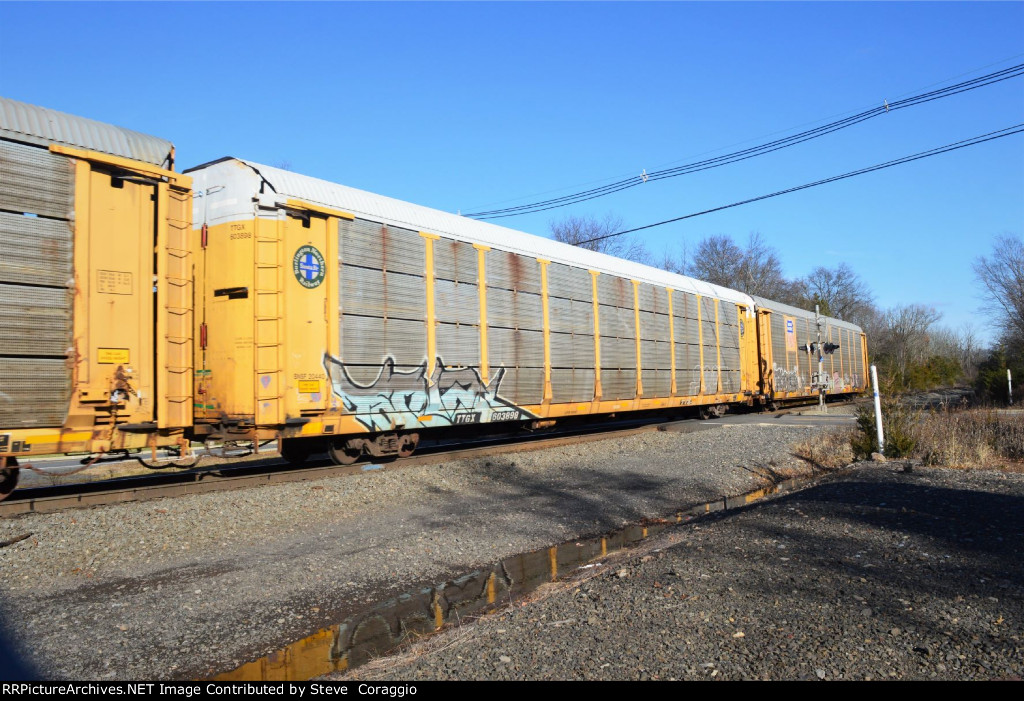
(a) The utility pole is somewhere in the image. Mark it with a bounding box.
[815,305,826,413]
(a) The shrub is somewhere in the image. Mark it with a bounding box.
[851,397,919,459]
[795,429,855,469]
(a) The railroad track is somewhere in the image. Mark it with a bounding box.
[0,396,864,518]
[0,415,716,517]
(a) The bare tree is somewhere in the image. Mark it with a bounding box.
[689,234,743,289]
[875,304,942,383]
[549,214,649,264]
[689,232,792,298]
[801,262,875,324]
[931,322,984,383]
[657,243,688,276]
[738,232,790,299]
[974,233,1024,339]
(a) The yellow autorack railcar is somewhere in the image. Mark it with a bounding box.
[0,98,194,495]
[186,158,767,464]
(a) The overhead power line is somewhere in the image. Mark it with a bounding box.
[574,122,1024,246]
[465,63,1024,220]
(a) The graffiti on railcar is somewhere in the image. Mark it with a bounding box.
[687,364,723,395]
[773,365,803,393]
[323,353,535,431]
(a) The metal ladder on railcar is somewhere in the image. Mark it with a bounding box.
[253,218,285,428]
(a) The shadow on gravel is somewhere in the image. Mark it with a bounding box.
[707,476,1024,660]
[411,456,693,538]
[772,478,1024,570]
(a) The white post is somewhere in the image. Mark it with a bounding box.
[816,305,826,413]
[871,364,884,456]
[1009,369,1013,406]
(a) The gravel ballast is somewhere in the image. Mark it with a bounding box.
[0,423,824,680]
[340,465,1024,681]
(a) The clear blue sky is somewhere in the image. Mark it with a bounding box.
[1,2,1021,341]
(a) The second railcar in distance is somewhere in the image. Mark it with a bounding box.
[753,296,868,405]
[187,157,773,463]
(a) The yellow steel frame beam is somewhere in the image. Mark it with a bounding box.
[474,244,490,383]
[632,280,643,398]
[49,144,191,187]
[539,260,553,404]
[420,232,440,379]
[667,288,677,396]
[284,198,355,221]
[714,299,722,393]
[590,271,602,401]
[696,294,705,395]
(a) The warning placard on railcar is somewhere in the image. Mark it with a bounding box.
[97,270,133,295]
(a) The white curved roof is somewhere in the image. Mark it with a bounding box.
[752,295,863,332]
[189,157,758,311]
[0,96,174,168]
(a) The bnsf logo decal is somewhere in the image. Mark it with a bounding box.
[490,410,521,422]
[454,412,481,424]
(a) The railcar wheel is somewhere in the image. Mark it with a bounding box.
[699,406,714,420]
[279,439,314,466]
[137,445,198,469]
[328,439,362,465]
[0,463,19,501]
[397,433,420,459]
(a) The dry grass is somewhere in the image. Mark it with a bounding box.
[793,429,855,469]
[915,407,1024,471]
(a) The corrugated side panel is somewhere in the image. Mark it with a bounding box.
[0,213,73,287]
[0,358,71,428]
[550,331,574,368]
[548,263,591,302]
[601,368,637,400]
[506,367,544,406]
[600,334,635,370]
[341,315,426,367]
[640,339,671,371]
[855,332,865,387]
[674,340,697,396]
[488,249,541,293]
[637,282,669,315]
[571,299,594,336]
[770,312,790,369]
[339,218,423,275]
[0,283,71,356]
[549,296,572,334]
[0,96,173,168]
[0,140,73,219]
[701,297,719,392]
[434,237,477,282]
[802,318,816,382]
[719,304,741,393]
[551,367,595,403]
[641,320,672,396]
[639,310,670,341]
[597,274,633,309]
[642,368,671,398]
[599,304,635,341]
[0,141,74,429]
[342,266,424,320]
[573,333,596,369]
[339,216,428,370]
[435,268,480,375]
[488,327,544,370]
[436,322,479,368]
[435,280,479,326]
[486,289,543,331]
